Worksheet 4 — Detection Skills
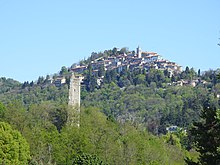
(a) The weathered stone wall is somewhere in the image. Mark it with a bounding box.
[68,73,81,126]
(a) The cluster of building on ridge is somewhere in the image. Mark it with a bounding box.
[53,46,207,88]
[70,46,182,77]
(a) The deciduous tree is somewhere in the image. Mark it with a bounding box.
[0,122,30,165]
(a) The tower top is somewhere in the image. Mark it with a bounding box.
[70,72,83,80]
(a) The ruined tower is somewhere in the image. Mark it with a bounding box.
[68,73,82,126]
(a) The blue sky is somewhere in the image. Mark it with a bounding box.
[0,0,219,82]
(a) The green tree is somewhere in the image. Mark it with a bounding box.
[198,69,201,77]
[0,102,6,120]
[119,47,129,54]
[4,101,27,133]
[0,122,31,165]
[187,106,220,165]
[112,47,118,55]
[163,133,181,149]
[185,66,190,74]
[60,66,69,75]
[23,102,61,164]
[98,65,105,77]
[84,63,96,92]
[37,76,45,85]
[72,153,106,165]
[133,74,146,85]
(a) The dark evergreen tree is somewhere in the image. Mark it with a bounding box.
[89,75,97,92]
[187,105,220,165]
[198,69,201,77]
[112,47,118,55]
[98,65,105,77]
[171,75,176,82]
[30,81,34,87]
[60,66,68,75]
[104,70,111,84]
[185,66,190,74]
[37,76,44,85]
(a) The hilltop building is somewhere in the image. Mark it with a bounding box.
[69,46,182,84]
[54,76,66,87]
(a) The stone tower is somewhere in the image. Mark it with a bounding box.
[68,73,81,126]
[137,46,142,58]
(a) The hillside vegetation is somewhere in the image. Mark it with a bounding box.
[0,47,220,164]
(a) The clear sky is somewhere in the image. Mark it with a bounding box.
[0,0,219,82]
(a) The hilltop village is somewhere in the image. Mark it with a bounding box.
[71,46,182,77]
[51,46,209,88]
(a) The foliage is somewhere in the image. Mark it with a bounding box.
[72,153,106,165]
[0,83,69,106]
[187,106,220,165]
[0,77,21,94]
[0,102,6,120]
[60,66,69,75]
[79,107,185,165]
[0,122,30,165]
[163,132,182,149]
[82,82,215,135]
[0,102,187,164]
[0,49,220,164]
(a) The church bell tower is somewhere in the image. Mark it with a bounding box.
[137,46,142,58]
